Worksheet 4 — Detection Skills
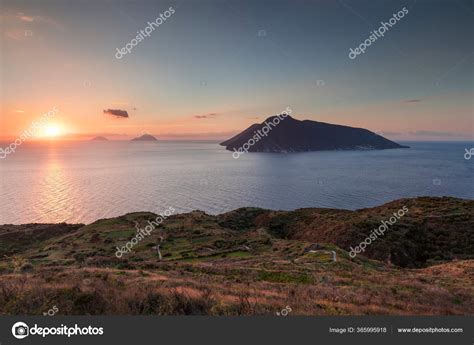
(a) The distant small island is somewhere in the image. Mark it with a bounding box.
[131,134,158,142]
[221,115,409,153]
[90,136,109,141]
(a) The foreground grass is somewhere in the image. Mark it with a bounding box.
[0,197,473,315]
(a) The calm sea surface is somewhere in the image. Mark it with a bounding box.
[0,141,472,224]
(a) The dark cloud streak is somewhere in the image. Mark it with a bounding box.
[193,112,218,119]
[103,109,129,118]
[409,130,462,137]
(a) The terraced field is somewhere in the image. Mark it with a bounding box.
[0,197,472,315]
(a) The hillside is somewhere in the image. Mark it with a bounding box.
[131,134,158,141]
[90,136,108,141]
[0,197,472,315]
[220,115,409,152]
[250,197,474,267]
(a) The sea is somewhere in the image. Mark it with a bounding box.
[0,140,472,224]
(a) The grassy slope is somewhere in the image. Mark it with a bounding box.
[0,197,472,315]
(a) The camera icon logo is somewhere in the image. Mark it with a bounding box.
[12,322,29,339]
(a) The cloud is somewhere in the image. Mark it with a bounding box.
[18,14,34,22]
[103,109,129,118]
[408,130,463,137]
[61,132,127,140]
[158,131,237,140]
[16,12,62,28]
[193,112,218,119]
[403,99,422,103]
[4,30,31,40]
[2,12,63,40]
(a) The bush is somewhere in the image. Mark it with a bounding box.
[19,262,34,272]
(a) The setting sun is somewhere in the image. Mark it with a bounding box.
[44,125,61,137]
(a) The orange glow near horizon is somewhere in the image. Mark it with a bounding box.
[1,95,473,142]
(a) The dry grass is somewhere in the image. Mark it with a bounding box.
[0,260,473,315]
[0,197,472,315]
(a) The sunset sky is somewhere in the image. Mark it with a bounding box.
[1,0,473,141]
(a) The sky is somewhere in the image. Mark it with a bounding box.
[1,0,473,141]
